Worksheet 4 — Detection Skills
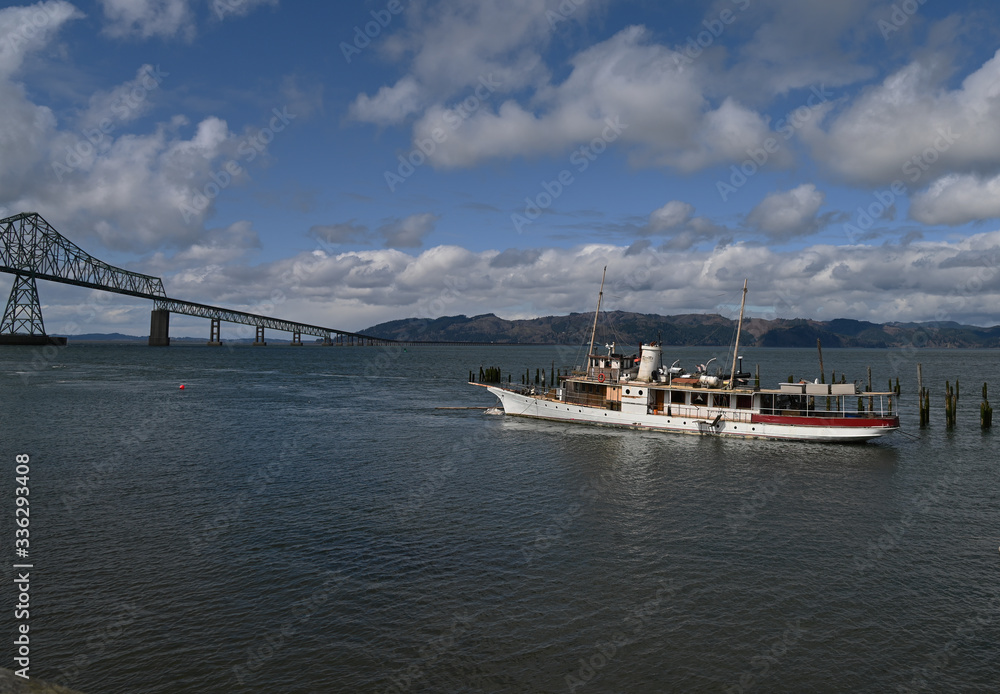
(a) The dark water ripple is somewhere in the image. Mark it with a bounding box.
[1,344,998,692]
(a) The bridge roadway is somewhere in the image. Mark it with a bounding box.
[150,296,397,346]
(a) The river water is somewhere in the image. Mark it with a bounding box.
[1,342,998,693]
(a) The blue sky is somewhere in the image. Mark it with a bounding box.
[3,0,1000,336]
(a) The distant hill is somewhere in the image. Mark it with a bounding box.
[362,312,1000,348]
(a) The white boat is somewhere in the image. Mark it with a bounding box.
[473,275,899,443]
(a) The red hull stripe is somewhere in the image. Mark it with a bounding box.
[750,414,899,428]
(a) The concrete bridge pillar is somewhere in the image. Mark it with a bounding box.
[253,326,267,346]
[208,318,222,346]
[290,329,303,346]
[149,309,170,346]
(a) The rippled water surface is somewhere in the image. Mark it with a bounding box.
[1,343,999,693]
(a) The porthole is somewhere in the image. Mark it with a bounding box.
[638,390,643,396]
[625,388,631,395]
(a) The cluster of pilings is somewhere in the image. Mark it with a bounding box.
[916,364,992,431]
[470,363,568,388]
[475,366,506,383]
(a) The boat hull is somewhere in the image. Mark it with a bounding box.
[484,386,898,443]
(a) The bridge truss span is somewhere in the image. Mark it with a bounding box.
[0,211,403,346]
[155,298,331,343]
[0,212,166,299]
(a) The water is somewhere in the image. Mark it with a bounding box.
[1,343,998,693]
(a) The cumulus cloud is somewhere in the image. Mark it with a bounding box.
[803,49,1000,186]
[0,2,82,76]
[143,220,262,272]
[909,172,1000,225]
[647,201,694,232]
[350,0,607,125]
[746,184,826,241]
[144,230,1000,333]
[408,26,789,171]
[0,14,305,254]
[348,76,422,126]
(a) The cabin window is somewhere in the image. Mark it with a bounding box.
[736,395,753,409]
[713,394,730,409]
[670,391,686,404]
[691,392,707,406]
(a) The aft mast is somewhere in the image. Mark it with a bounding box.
[729,278,748,389]
[587,266,607,365]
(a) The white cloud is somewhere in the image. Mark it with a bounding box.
[647,201,694,232]
[136,229,1000,333]
[909,172,1000,225]
[803,49,1000,186]
[352,0,606,122]
[747,184,826,240]
[0,2,82,76]
[348,76,422,126]
[0,15,295,254]
[407,25,788,171]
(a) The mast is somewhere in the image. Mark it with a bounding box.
[729,278,748,389]
[587,266,607,362]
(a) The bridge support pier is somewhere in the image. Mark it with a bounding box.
[290,330,303,346]
[322,333,332,346]
[208,318,222,346]
[148,309,170,346]
[253,326,267,346]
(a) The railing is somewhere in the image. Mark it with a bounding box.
[758,394,895,418]
[588,367,620,383]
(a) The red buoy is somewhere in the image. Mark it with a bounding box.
[179,384,185,390]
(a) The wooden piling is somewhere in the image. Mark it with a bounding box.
[945,380,958,429]
[982,382,993,430]
[919,387,930,428]
[867,366,873,412]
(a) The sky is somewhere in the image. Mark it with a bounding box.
[3,0,1000,337]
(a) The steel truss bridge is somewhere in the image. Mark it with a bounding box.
[0,212,401,346]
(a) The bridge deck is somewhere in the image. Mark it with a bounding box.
[1,211,405,345]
